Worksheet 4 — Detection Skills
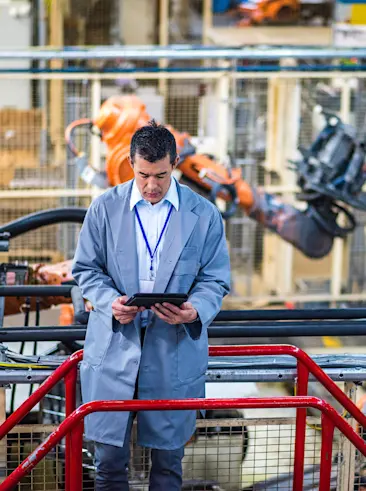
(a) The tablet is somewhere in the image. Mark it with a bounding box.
[125,293,188,308]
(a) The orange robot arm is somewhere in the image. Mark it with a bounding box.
[66,95,335,259]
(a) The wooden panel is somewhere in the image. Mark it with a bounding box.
[206,26,332,46]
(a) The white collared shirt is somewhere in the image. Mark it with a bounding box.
[130,176,179,294]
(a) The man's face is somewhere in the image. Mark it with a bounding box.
[130,153,178,204]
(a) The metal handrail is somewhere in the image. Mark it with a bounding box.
[1,396,365,491]
[0,350,82,441]
[1,344,366,491]
[3,319,366,341]
[2,345,365,436]
[0,350,82,491]
[0,46,366,61]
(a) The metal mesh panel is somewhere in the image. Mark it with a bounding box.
[300,78,342,148]
[0,196,90,263]
[354,425,366,491]
[64,0,116,46]
[4,425,64,491]
[345,78,366,298]
[166,80,201,135]
[233,78,267,166]
[0,79,92,191]
[227,78,268,296]
[0,70,366,303]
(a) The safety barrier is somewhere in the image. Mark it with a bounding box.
[1,344,366,490]
[1,396,366,491]
[0,350,82,490]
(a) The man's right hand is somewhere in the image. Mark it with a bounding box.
[112,296,145,324]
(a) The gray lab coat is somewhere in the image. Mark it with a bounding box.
[72,180,230,449]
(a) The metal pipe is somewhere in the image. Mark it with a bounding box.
[37,0,48,167]
[0,326,83,341]
[7,305,364,321]
[1,367,366,384]
[0,286,73,297]
[209,322,366,337]
[0,47,366,60]
[70,421,84,491]
[319,414,335,491]
[0,207,86,239]
[4,319,366,341]
[1,396,365,491]
[215,309,366,321]
[65,366,78,491]
[206,368,366,383]
[2,64,366,74]
[293,362,309,491]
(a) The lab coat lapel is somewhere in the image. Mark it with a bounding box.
[115,183,139,298]
[153,186,199,293]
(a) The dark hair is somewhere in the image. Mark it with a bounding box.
[130,119,177,164]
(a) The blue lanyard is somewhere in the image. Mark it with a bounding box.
[135,203,174,272]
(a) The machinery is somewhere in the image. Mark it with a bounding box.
[0,94,365,317]
[67,94,366,261]
[235,0,333,26]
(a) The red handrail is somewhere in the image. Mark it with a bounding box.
[1,344,366,491]
[2,345,364,435]
[1,396,365,491]
[210,344,366,491]
[210,345,366,428]
[0,350,83,491]
[0,350,83,441]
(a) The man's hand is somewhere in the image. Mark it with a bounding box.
[112,296,145,324]
[151,302,198,325]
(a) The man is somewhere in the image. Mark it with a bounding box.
[72,120,231,490]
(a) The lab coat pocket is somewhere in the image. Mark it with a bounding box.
[176,326,208,382]
[83,310,112,367]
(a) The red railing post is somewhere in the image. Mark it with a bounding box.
[319,413,335,491]
[64,364,78,491]
[70,420,84,491]
[293,361,309,491]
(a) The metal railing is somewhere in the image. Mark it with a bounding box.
[1,345,366,490]
[0,350,82,490]
[3,318,366,341]
[1,46,366,59]
[1,396,366,491]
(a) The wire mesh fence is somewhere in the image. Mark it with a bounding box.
[0,415,358,491]
[0,196,88,263]
[0,69,364,303]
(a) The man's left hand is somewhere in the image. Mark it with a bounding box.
[151,302,198,325]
